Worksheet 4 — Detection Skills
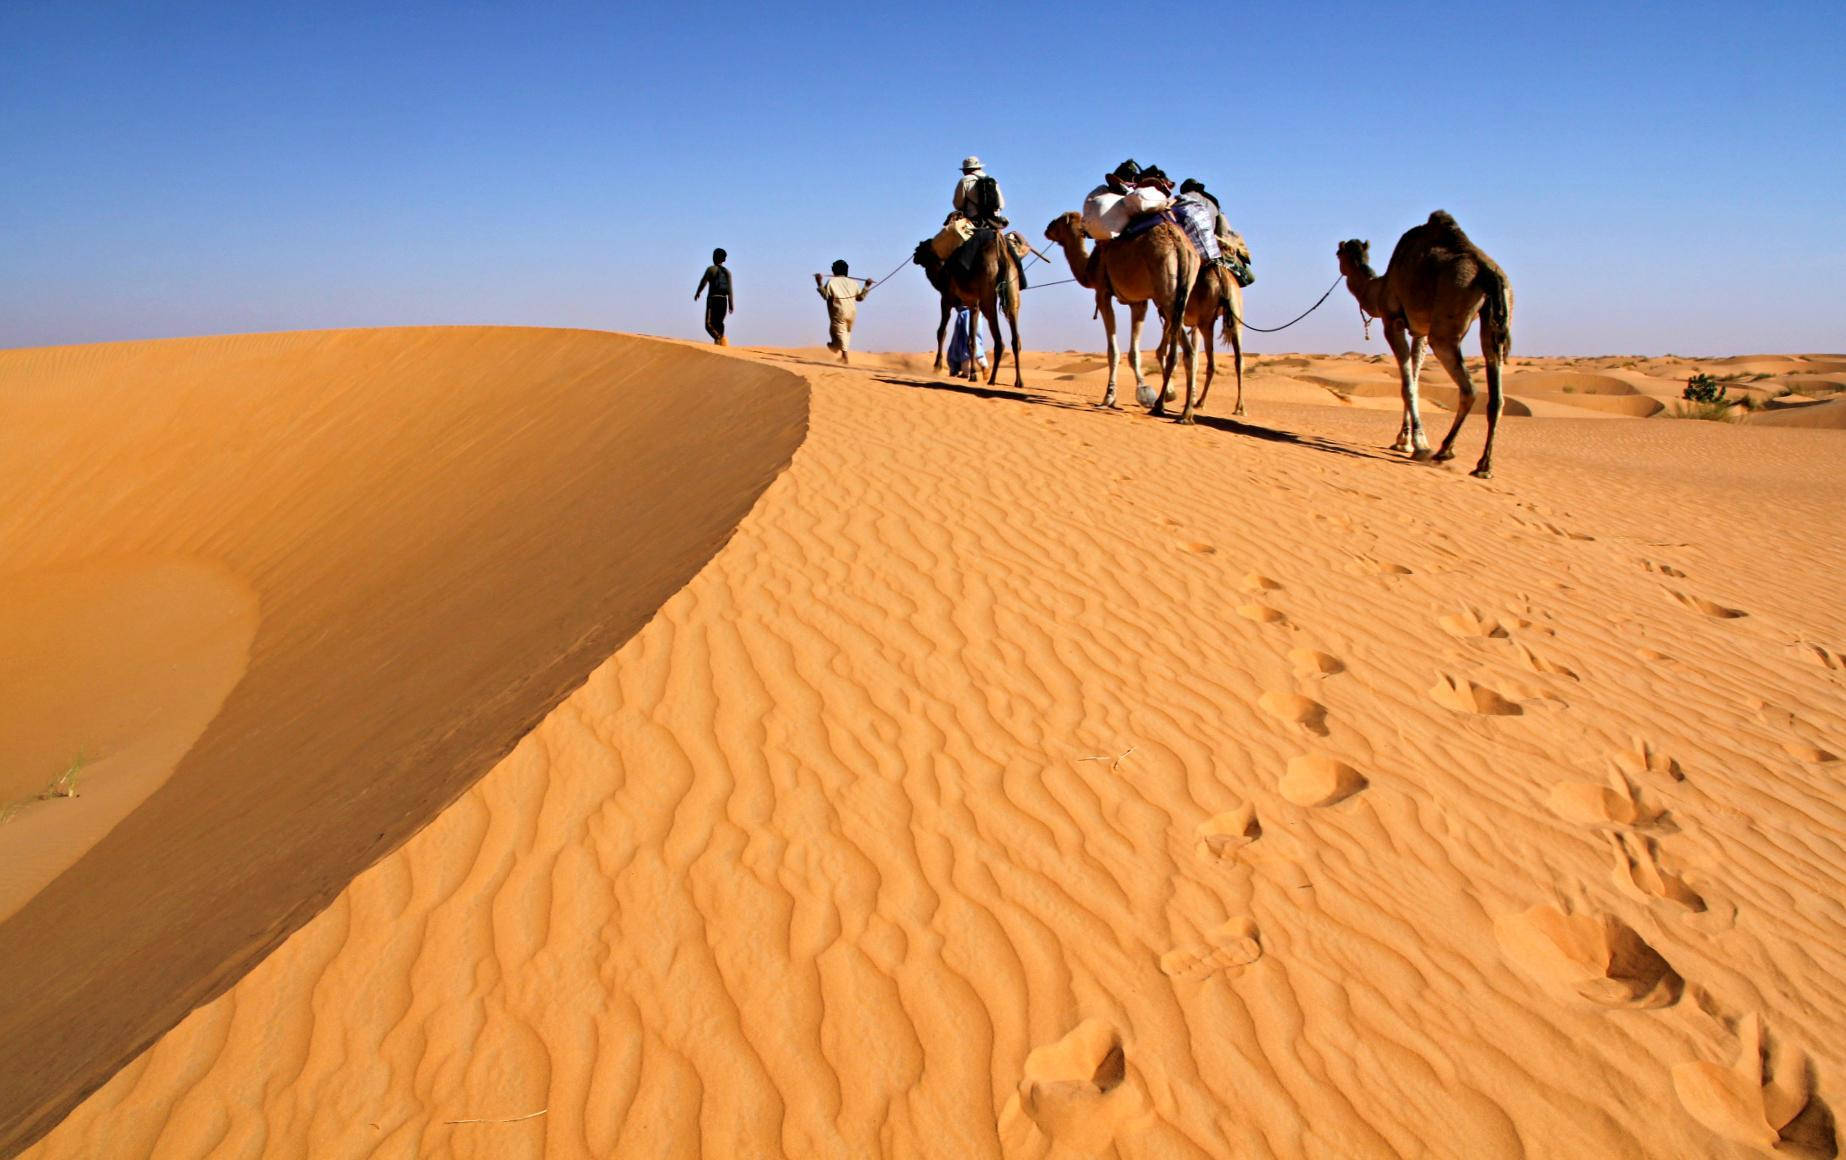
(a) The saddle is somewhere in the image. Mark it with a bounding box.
[943,228,1028,288]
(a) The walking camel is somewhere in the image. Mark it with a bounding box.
[1157,262,1247,417]
[1337,211,1514,478]
[1044,212,1199,420]
[912,230,1028,388]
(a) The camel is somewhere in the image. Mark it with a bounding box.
[1044,212,1199,420]
[912,229,1027,388]
[1156,262,1246,416]
[1337,211,1514,478]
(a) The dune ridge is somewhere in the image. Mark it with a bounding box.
[11,343,1846,1158]
[0,328,807,1155]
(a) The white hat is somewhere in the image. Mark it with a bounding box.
[961,155,983,171]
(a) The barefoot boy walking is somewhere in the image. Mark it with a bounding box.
[815,260,872,364]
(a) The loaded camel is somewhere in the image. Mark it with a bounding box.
[1044,212,1199,421]
[1157,261,1247,417]
[913,229,1029,388]
[1337,211,1514,478]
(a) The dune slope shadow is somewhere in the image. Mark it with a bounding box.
[0,326,807,1153]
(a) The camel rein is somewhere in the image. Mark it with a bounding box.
[1022,269,1347,336]
[1225,272,1347,333]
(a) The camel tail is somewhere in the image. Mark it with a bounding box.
[1001,244,1022,317]
[1479,262,1513,363]
[1171,238,1196,334]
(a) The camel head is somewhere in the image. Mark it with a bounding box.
[1335,239,1370,278]
[1044,212,1085,247]
[912,240,949,294]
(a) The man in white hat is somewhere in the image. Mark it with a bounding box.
[951,155,1006,228]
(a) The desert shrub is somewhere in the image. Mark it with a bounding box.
[1683,373,1729,405]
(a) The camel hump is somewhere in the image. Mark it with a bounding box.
[1427,209,1458,228]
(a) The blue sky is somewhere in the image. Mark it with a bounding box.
[4,0,1841,355]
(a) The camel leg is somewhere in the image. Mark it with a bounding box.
[983,298,1005,386]
[1229,296,1246,417]
[1154,309,1186,421]
[1195,325,1215,411]
[1387,326,1431,457]
[1130,303,1156,411]
[1474,352,1504,479]
[934,299,951,374]
[1099,296,1122,408]
[1156,325,1178,404]
[1386,335,1423,452]
[1176,318,1198,423]
[1430,338,1477,466]
[1005,295,1024,389]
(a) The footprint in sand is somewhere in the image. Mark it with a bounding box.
[1615,738,1684,781]
[1238,604,1290,626]
[1541,521,1596,542]
[1636,646,1677,664]
[1494,905,1682,1008]
[1196,803,1260,860]
[1609,832,1706,913]
[1240,572,1282,593]
[1002,1019,1148,1154]
[1279,754,1367,807]
[1259,691,1329,735]
[1182,542,1218,556]
[1160,916,1263,981]
[1793,642,1844,671]
[1512,639,1580,681]
[1288,648,1345,678]
[1546,770,1660,829]
[1781,739,1838,764]
[1672,1013,1833,1156]
[1670,590,1749,619]
[1429,674,1522,716]
[1642,559,1689,578]
[1439,607,1508,639]
[1346,558,1413,578]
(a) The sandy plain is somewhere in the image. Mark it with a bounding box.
[3,330,1844,1158]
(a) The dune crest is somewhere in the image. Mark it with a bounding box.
[0,327,806,1154]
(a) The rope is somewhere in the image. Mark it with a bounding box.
[858,252,916,296]
[1018,269,1342,333]
[1223,273,1346,334]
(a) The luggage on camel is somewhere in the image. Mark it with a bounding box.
[939,228,1029,289]
[1170,194,1223,262]
[931,214,977,260]
[1083,188,1130,241]
[1122,185,1171,218]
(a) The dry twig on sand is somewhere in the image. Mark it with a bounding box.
[1078,746,1136,772]
[443,1109,548,1125]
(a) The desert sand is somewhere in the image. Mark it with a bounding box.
[4,334,1844,1158]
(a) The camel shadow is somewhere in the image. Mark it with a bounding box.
[868,370,1429,472]
[869,374,1094,413]
[1190,413,1403,465]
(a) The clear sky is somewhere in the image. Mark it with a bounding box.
[4,1,1842,355]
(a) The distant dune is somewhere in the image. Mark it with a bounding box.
[6,338,1845,1158]
[0,327,806,1154]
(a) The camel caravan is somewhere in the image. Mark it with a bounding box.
[913,155,1516,477]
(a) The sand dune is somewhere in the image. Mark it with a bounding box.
[0,327,806,1154]
[1748,397,1846,429]
[8,339,1846,1158]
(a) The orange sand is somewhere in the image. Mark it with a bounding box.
[5,337,1845,1158]
[0,328,806,1154]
